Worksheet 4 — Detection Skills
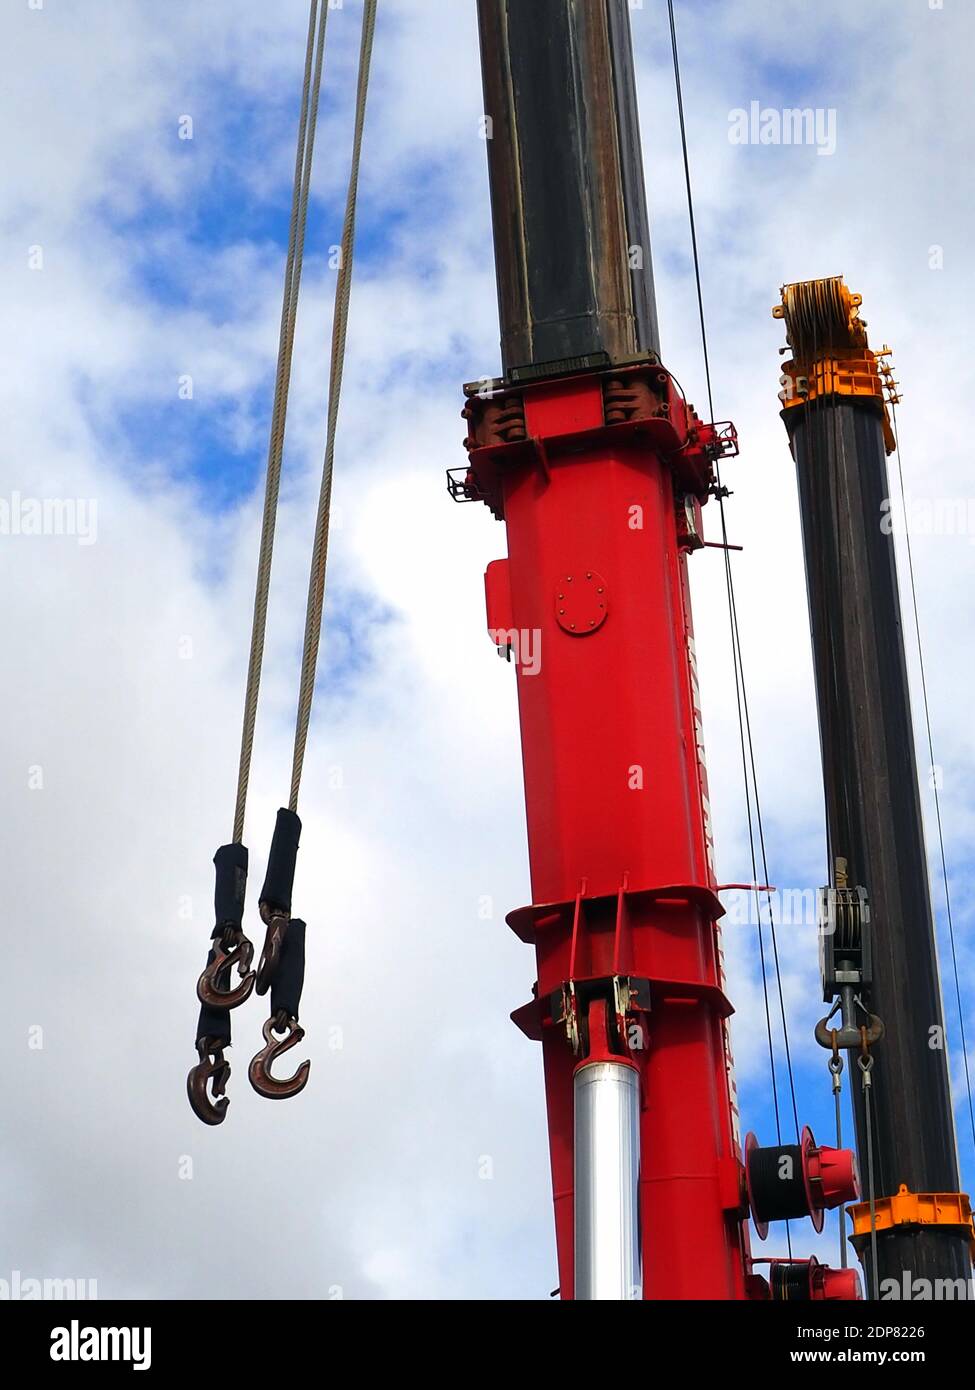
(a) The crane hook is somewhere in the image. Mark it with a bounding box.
[197,927,256,1010]
[248,1010,311,1100]
[814,1011,884,1051]
[187,1038,232,1125]
[255,909,289,996]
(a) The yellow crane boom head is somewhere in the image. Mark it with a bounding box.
[773,276,899,455]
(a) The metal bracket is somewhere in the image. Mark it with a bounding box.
[549,974,651,1057]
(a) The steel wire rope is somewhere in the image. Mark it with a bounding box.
[288,0,378,812]
[667,0,801,1256]
[232,0,330,844]
[890,403,975,1157]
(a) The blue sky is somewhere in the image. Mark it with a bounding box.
[1,0,973,1299]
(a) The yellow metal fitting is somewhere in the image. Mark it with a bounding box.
[773,277,896,454]
[849,1184,975,1258]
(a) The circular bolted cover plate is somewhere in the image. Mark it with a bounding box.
[555,570,608,635]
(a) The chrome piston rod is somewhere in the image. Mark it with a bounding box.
[573,1061,642,1300]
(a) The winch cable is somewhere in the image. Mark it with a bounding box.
[289,0,378,814]
[668,0,802,1253]
[828,1043,848,1269]
[859,1049,881,1297]
[890,403,975,1156]
[234,0,328,848]
[188,0,381,1125]
[246,0,379,1100]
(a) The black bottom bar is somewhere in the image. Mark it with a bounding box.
[3,1296,973,1371]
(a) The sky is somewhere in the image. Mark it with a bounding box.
[1,0,972,1300]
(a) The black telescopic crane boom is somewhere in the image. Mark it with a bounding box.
[776,278,971,1298]
[475,0,659,377]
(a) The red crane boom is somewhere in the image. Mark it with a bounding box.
[457,0,860,1301]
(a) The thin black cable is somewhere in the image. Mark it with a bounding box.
[668,0,799,1250]
[667,373,785,1162]
[727,564,803,1144]
[862,1063,880,1298]
[727,558,782,1140]
[667,0,713,426]
[832,1062,848,1268]
[891,403,975,1156]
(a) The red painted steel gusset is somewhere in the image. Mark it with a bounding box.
[460,363,754,1298]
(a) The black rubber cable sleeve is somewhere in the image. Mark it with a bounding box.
[213,842,248,928]
[260,808,302,914]
[271,918,306,1020]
